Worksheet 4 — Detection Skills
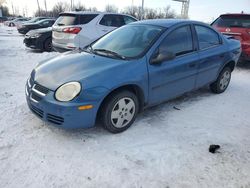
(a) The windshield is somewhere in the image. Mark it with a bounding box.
[212,15,250,28]
[91,24,163,59]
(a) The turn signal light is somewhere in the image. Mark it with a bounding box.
[78,105,93,111]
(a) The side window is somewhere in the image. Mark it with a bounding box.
[159,26,193,56]
[42,21,49,26]
[49,20,55,25]
[79,14,98,24]
[195,25,220,50]
[100,15,125,27]
[123,16,137,25]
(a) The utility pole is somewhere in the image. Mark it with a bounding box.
[71,0,74,11]
[172,0,190,19]
[44,0,47,15]
[131,0,134,15]
[141,0,144,20]
[11,1,14,15]
[36,0,40,16]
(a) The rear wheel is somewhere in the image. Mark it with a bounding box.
[44,38,52,52]
[210,67,231,94]
[101,91,139,133]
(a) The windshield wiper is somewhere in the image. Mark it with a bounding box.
[80,45,93,54]
[93,49,127,60]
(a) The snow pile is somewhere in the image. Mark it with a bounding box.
[0,25,250,188]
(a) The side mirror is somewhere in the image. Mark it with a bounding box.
[150,51,176,65]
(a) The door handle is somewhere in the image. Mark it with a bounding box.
[102,29,108,32]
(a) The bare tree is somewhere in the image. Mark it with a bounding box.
[122,5,176,20]
[74,1,87,11]
[51,2,70,17]
[36,0,41,16]
[105,4,118,13]
[162,5,176,18]
[144,8,157,19]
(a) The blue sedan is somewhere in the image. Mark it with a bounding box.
[26,19,241,133]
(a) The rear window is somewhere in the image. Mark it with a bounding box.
[55,14,98,26]
[212,15,250,28]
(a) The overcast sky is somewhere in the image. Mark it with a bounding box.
[4,0,250,22]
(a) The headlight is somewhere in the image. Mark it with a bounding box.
[31,33,41,38]
[55,82,81,102]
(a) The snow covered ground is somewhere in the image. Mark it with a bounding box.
[0,24,250,188]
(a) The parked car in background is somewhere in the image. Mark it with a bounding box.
[16,17,48,29]
[212,14,250,61]
[5,17,30,27]
[18,19,56,34]
[52,11,137,52]
[26,19,241,133]
[24,27,52,52]
[0,17,8,23]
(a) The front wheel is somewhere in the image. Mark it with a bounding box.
[44,38,52,52]
[210,67,231,94]
[101,91,139,133]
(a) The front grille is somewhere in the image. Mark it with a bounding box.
[30,104,44,118]
[34,84,49,95]
[47,114,64,125]
[30,92,42,102]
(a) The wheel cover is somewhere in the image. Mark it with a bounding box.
[111,97,136,128]
[219,70,231,90]
[47,42,52,50]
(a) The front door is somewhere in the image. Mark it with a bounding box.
[148,25,199,105]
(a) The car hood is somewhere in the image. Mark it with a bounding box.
[33,51,129,91]
[23,23,39,27]
[27,27,52,35]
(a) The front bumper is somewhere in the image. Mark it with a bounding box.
[24,37,42,50]
[25,79,99,129]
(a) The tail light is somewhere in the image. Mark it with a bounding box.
[62,27,82,34]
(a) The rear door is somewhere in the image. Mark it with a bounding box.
[194,25,227,88]
[96,14,125,37]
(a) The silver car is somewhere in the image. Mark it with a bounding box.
[52,11,137,52]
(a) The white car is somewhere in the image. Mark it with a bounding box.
[52,12,138,52]
[4,17,30,27]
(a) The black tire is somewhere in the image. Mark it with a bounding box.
[44,38,52,52]
[210,67,231,94]
[101,90,139,133]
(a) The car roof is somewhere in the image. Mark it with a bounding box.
[220,13,250,17]
[39,18,56,21]
[59,11,137,17]
[130,19,204,28]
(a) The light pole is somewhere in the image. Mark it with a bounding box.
[141,0,144,20]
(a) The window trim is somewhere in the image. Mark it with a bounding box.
[155,24,196,59]
[193,24,223,51]
[98,14,125,27]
